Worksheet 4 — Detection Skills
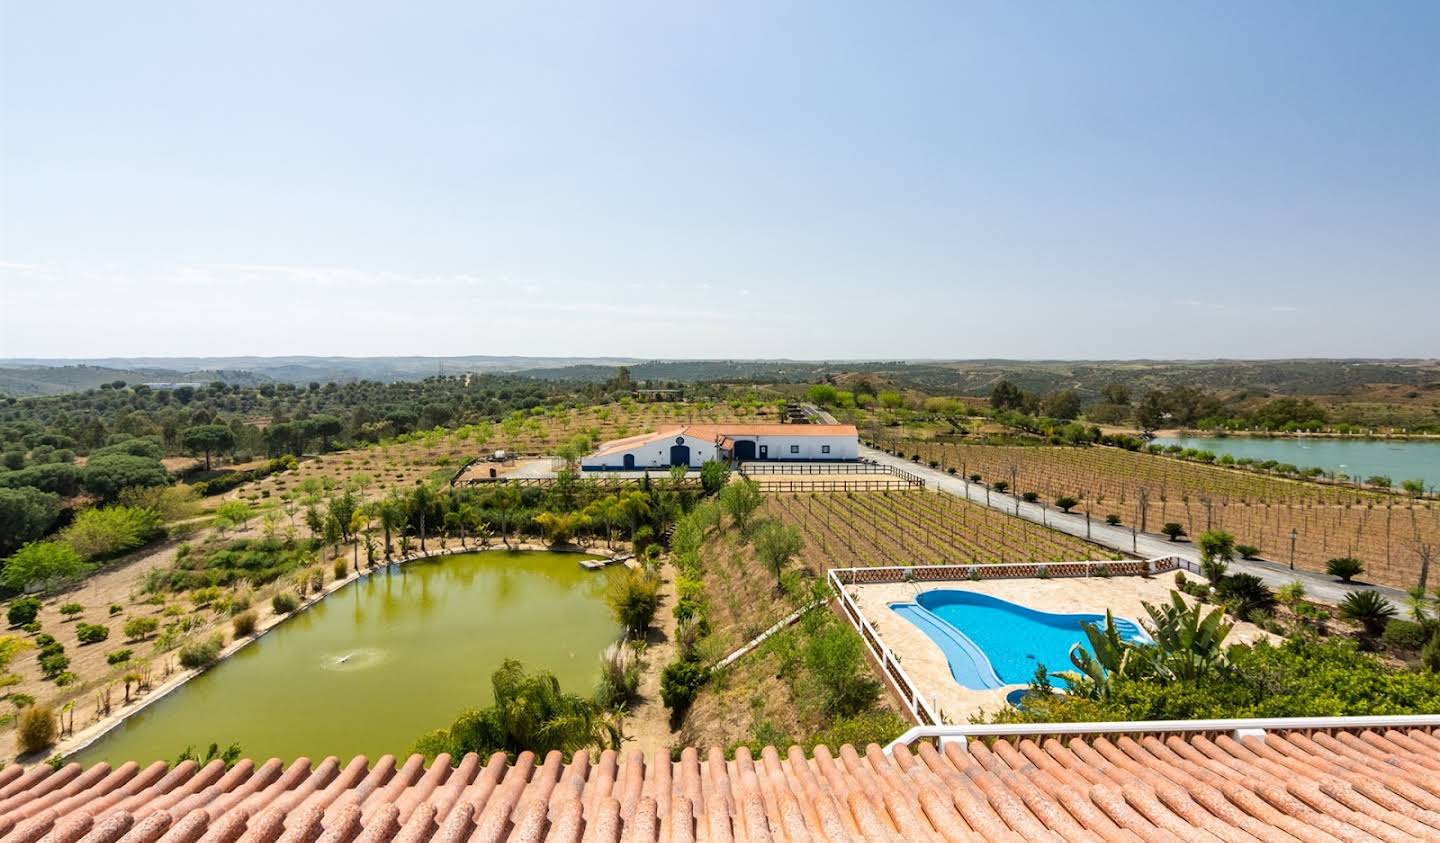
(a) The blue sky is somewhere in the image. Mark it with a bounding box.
[2,1,1437,359]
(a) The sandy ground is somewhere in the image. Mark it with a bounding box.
[625,561,680,755]
[847,575,1273,725]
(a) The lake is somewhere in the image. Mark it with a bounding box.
[1151,435,1440,490]
[71,550,621,764]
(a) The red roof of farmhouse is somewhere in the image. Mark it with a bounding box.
[7,725,1440,842]
[591,424,858,457]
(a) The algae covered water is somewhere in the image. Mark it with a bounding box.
[72,550,621,764]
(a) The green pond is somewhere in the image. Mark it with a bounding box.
[72,550,621,765]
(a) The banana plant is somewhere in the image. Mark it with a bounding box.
[1143,591,1234,680]
[1055,610,1134,700]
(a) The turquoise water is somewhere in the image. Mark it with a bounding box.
[892,590,1146,690]
[1152,435,1440,489]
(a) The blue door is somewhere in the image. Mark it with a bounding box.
[733,440,756,461]
[623,454,635,469]
[669,444,691,467]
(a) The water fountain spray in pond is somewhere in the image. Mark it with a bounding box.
[321,647,386,672]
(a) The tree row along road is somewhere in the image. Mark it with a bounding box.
[859,445,1404,609]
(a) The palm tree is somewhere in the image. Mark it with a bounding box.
[378,494,408,560]
[1339,590,1397,636]
[411,485,436,552]
[487,485,521,548]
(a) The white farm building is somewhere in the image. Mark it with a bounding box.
[581,424,860,471]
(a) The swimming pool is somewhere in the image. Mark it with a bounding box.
[890,590,1148,690]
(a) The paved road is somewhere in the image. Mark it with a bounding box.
[861,445,1404,608]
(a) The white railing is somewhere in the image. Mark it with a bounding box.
[883,713,1440,753]
[830,556,1184,586]
[828,569,942,727]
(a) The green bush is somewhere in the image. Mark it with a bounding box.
[109,604,123,615]
[16,704,57,756]
[178,633,225,669]
[1339,590,1396,635]
[6,596,42,627]
[61,505,162,560]
[106,648,132,665]
[333,558,348,581]
[38,652,70,678]
[803,711,910,750]
[1162,523,1186,541]
[1382,619,1429,651]
[1021,492,1039,503]
[75,622,110,645]
[1215,574,1273,618]
[607,571,660,637]
[1105,514,1122,526]
[122,616,159,641]
[660,659,709,712]
[232,610,258,637]
[59,602,84,618]
[1422,632,1440,673]
[805,625,880,716]
[1054,496,1078,513]
[1236,544,1260,559]
[271,592,299,614]
[1327,557,1364,583]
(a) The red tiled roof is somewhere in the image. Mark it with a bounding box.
[5,726,1440,841]
[590,424,858,457]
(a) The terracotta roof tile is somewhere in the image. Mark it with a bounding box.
[8,728,1440,842]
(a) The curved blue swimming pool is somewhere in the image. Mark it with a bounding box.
[890,590,1147,690]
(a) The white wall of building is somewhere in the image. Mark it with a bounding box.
[581,431,858,469]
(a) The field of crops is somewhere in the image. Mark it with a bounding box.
[874,438,1440,588]
[764,489,1120,571]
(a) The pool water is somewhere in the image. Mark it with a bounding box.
[890,590,1147,690]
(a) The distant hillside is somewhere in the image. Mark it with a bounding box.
[4,356,1437,400]
[0,356,639,394]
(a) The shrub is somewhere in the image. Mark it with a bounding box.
[122,616,159,641]
[178,633,225,669]
[38,652,69,678]
[805,625,880,716]
[1105,514,1122,526]
[1422,632,1440,673]
[109,604,123,616]
[271,592,299,614]
[1054,496,1078,513]
[596,640,643,709]
[1215,574,1274,618]
[106,648,132,665]
[6,597,42,627]
[1327,557,1364,583]
[992,480,1010,493]
[1236,544,1261,560]
[333,558,348,580]
[1021,492,1039,503]
[75,622,110,645]
[1339,590,1396,635]
[660,659,709,712]
[59,603,84,619]
[16,704,57,755]
[1382,619,1429,651]
[607,571,661,637]
[1161,523,1186,541]
[232,610,258,637]
[804,711,910,750]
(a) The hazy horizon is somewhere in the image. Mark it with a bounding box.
[3,2,1438,359]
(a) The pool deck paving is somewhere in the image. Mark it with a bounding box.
[850,576,1273,725]
[860,444,1409,609]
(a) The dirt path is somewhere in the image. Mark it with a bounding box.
[625,561,680,755]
